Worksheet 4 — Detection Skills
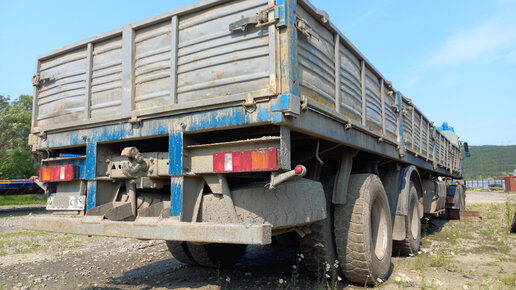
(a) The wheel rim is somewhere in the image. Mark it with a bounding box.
[371,197,388,260]
[409,196,420,240]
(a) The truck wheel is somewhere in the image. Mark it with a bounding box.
[165,241,197,265]
[334,174,392,284]
[299,173,338,275]
[186,242,247,267]
[393,182,420,256]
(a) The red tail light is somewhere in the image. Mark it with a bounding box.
[39,165,79,182]
[213,148,278,173]
[446,198,455,205]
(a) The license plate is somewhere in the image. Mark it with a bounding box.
[46,196,85,210]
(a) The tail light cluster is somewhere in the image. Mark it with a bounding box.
[39,165,79,182]
[213,148,278,173]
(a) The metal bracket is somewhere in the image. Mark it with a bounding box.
[242,95,257,113]
[229,6,277,31]
[268,165,306,189]
[129,112,141,128]
[300,96,308,111]
[296,16,319,40]
[32,73,53,88]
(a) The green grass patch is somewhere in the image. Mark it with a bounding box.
[0,231,48,238]
[0,194,46,206]
[498,274,516,288]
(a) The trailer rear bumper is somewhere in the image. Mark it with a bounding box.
[23,216,272,245]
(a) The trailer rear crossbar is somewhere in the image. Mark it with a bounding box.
[23,216,272,245]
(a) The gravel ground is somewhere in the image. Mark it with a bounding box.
[0,191,514,289]
[466,191,515,204]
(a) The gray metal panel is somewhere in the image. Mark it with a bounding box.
[297,5,335,110]
[338,44,362,123]
[134,20,173,111]
[383,85,397,139]
[121,27,135,116]
[364,68,382,133]
[37,47,88,127]
[413,110,421,153]
[33,0,275,133]
[421,118,429,157]
[176,0,271,104]
[402,99,413,150]
[90,36,123,118]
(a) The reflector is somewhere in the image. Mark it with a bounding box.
[213,148,278,173]
[39,165,78,182]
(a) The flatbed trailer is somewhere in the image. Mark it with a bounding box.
[0,180,43,195]
[25,0,465,284]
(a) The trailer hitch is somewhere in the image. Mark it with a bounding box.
[120,147,148,178]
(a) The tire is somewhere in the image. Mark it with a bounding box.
[299,172,338,275]
[186,242,247,268]
[334,174,392,285]
[393,182,421,256]
[166,241,197,265]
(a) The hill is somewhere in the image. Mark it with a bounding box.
[462,145,516,179]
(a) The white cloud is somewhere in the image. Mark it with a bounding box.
[427,8,516,67]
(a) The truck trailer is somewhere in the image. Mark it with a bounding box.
[25,0,466,284]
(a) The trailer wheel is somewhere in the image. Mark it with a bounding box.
[334,174,392,284]
[165,241,197,265]
[186,242,247,268]
[393,182,420,256]
[299,172,338,275]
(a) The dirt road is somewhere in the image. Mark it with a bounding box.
[0,193,514,289]
[466,190,514,204]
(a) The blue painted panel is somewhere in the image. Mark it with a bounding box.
[170,177,183,217]
[0,180,39,190]
[85,141,97,180]
[86,181,96,210]
[169,132,183,176]
[38,104,277,150]
[275,0,286,27]
[85,140,97,210]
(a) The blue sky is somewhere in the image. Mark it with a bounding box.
[1,0,515,145]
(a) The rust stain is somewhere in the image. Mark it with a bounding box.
[209,71,224,82]
[177,81,191,88]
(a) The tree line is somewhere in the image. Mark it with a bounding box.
[0,95,39,179]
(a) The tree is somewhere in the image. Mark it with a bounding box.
[0,94,39,179]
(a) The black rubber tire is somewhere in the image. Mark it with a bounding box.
[186,242,247,268]
[299,172,338,275]
[165,241,197,265]
[334,174,392,285]
[393,182,421,256]
[510,213,516,234]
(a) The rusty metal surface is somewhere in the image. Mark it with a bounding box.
[23,215,272,245]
